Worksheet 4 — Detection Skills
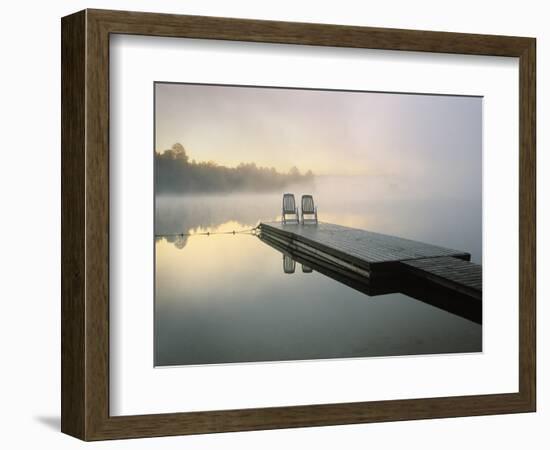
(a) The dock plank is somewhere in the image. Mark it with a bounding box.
[401,257,482,300]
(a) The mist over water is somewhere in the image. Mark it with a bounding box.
[155,175,482,366]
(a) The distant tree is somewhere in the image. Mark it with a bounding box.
[289,166,300,177]
[161,143,188,162]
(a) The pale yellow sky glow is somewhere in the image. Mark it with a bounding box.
[155,83,481,177]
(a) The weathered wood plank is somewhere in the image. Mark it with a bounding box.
[401,256,482,300]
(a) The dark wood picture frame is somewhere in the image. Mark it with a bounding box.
[61,9,536,441]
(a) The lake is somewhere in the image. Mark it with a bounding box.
[155,175,482,366]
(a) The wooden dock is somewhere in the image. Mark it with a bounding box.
[259,221,482,322]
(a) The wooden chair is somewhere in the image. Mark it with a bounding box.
[301,194,318,224]
[282,193,299,224]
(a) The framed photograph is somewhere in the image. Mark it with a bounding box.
[61,9,536,440]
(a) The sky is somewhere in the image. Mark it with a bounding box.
[155,82,481,178]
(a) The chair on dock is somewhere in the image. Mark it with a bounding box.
[301,195,318,224]
[282,193,299,224]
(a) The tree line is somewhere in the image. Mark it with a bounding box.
[155,143,314,194]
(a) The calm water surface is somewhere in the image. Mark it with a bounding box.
[155,175,482,366]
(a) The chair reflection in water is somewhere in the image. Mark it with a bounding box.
[283,254,296,274]
[282,193,299,224]
[283,254,312,274]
